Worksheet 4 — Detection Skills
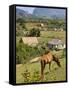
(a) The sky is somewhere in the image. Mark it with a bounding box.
[16,6,35,14]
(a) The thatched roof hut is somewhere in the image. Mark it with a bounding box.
[20,37,38,46]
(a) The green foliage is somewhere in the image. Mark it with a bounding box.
[31,70,40,82]
[16,29,24,36]
[16,18,26,24]
[47,19,65,29]
[22,69,30,83]
[16,40,50,64]
[29,28,40,37]
[16,42,37,64]
[16,18,26,29]
[16,42,31,64]
[21,68,40,83]
[16,18,28,36]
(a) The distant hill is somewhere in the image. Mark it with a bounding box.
[16,8,32,18]
[16,8,39,20]
[33,8,66,19]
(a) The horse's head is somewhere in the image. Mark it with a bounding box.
[53,55,61,67]
[56,59,61,67]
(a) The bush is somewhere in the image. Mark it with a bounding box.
[16,18,26,29]
[22,69,30,83]
[16,42,39,64]
[31,70,40,82]
[16,40,50,64]
[22,69,40,83]
[29,28,40,37]
[16,18,26,24]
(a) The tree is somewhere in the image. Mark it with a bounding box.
[16,18,25,24]
[29,28,40,37]
[16,18,26,28]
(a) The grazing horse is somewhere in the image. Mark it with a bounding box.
[40,51,61,80]
[30,51,61,80]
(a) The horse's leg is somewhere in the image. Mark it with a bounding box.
[41,60,44,80]
[41,60,45,80]
[44,61,46,69]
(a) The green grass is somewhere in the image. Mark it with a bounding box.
[16,56,66,83]
[38,31,66,44]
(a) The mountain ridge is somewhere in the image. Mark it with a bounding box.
[33,8,66,19]
[16,8,66,19]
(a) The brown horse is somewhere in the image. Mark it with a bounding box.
[40,51,61,80]
[30,51,61,80]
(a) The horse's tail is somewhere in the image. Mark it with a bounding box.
[30,57,41,63]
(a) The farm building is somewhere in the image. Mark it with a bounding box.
[20,37,38,46]
[40,23,44,27]
[54,28,64,31]
[48,39,65,50]
[59,28,64,31]
[54,28,57,31]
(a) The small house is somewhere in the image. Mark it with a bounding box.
[40,23,44,27]
[59,28,64,31]
[20,37,38,47]
[48,39,65,50]
[54,28,57,31]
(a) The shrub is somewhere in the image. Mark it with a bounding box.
[16,39,50,64]
[22,69,30,83]
[29,28,40,37]
[31,70,40,82]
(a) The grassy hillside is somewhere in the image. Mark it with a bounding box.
[16,56,66,83]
